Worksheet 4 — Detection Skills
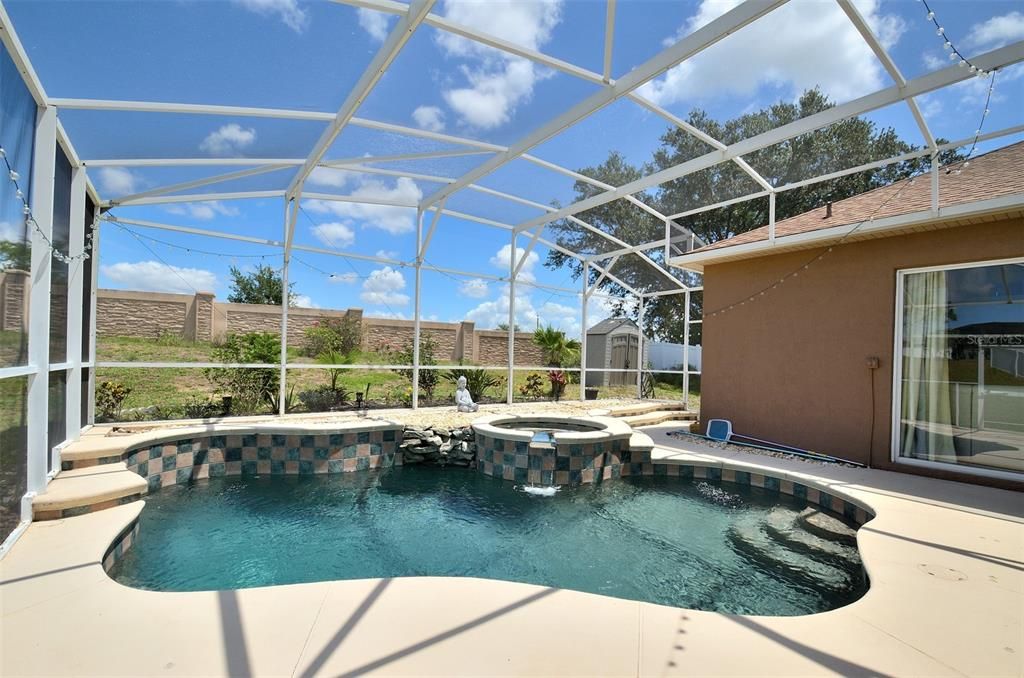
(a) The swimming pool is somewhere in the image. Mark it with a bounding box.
[110,468,866,615]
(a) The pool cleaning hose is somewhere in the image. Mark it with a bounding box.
[683,431,866,468]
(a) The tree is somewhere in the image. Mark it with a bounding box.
[205,332,285,413]
[532,325,581,367]
[227,264,295,305]
[496,322,522,332]
[0,240,31,271]
[545,89,964,343]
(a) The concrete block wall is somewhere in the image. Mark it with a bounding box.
[1,270,30,334]
[92,289,556,366]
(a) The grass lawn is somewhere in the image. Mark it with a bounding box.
[94,335,700,421]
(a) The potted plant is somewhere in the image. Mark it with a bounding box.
[584,386,599,400]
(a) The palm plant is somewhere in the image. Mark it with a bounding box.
[316,349,354,392]
[532,325,581,367]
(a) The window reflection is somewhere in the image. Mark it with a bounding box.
[899,261,1024,475]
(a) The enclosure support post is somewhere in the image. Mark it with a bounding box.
[663,219,671,262]
[412,208,423,409]
[683,289,691,410]
[65,166,87,443]
[930,153,939,215]
[636,294,645,399]
[87,208,100,425]
[768,192,776,243]
[26,105,57,503]
[278,199,295,416]
[580,262,588,401]
[507,231,516,405]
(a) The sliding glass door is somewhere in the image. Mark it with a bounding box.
[894,258,1024,478]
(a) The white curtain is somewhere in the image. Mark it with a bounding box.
[901,271,955,460]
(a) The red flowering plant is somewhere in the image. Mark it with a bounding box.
[547,369,567,401]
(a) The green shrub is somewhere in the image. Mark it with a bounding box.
[441,368,505,402]
[182,395,221,419]
[304,315,360,358]
[518,373,545,399]
[387,335,439,403]
[298,385,351,412]
[205,332,283,413]
[316,349,354,392]
[96,380,132,421]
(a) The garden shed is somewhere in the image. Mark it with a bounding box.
[585,318,639,387]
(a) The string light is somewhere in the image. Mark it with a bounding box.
[946,70,997,174]
[702,4,1001,320]
[921,0,991,78]
[1,145,100,265]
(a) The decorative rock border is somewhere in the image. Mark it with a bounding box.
[398,425,476,466]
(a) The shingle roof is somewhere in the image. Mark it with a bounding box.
[692,140,1024,254]
[586,317,637,335]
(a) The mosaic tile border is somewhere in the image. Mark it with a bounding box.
[474,432,640,486]
[116,430,403,491]
[474,430,871,526]
[34,493,144,521]
[101,518,140,572]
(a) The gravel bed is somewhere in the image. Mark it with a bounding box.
[665,430,862,468]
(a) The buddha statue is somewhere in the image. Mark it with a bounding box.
[455,375,479,412]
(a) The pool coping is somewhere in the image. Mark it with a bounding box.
[472,412,634,444]
[2,432,1022,676]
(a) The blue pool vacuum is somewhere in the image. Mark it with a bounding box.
[702,418,864,467]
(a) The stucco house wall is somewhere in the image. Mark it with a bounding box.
[699,215,1024,491]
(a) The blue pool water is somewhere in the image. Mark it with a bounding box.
[110,468,867,615]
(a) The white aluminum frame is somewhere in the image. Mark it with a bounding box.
[2,0,1022,554]
[890,256,1024,482]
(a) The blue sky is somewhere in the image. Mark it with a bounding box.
[6,0,1023,338]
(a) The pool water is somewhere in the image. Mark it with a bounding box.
[110,468,867,615]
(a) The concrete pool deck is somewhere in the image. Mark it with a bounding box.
[1,421,1022,676]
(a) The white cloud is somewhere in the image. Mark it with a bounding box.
[412,105,446,132]
[639,0,905,105]
[489,243,539,282]
[303,175,421,234]
[0,220,22,242]
[101,260,217,294]
[435,0,562,129]
[293,294,319,309]
[310,221,356,248]
[328,272,359,284]
[97,167,139,196]
[232,0,308,32]
[458,277,490,298]
[375,249,399,260]
[361,266,409,306]
[463,284,587,336]
[357,7,391,41]
[921,51,948,72]
[164,201,240,221]
[965,11,1024,50]
[200,123,257,156]
[308,167,356,188]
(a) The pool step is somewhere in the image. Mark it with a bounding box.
[33,463,147,521]
[798,507,859,546]
[620,411,698,428]
[762,508,860,563]
[601,402,692,418]
[727,514,854,594]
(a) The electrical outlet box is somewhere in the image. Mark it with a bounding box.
[866,356,880,369]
